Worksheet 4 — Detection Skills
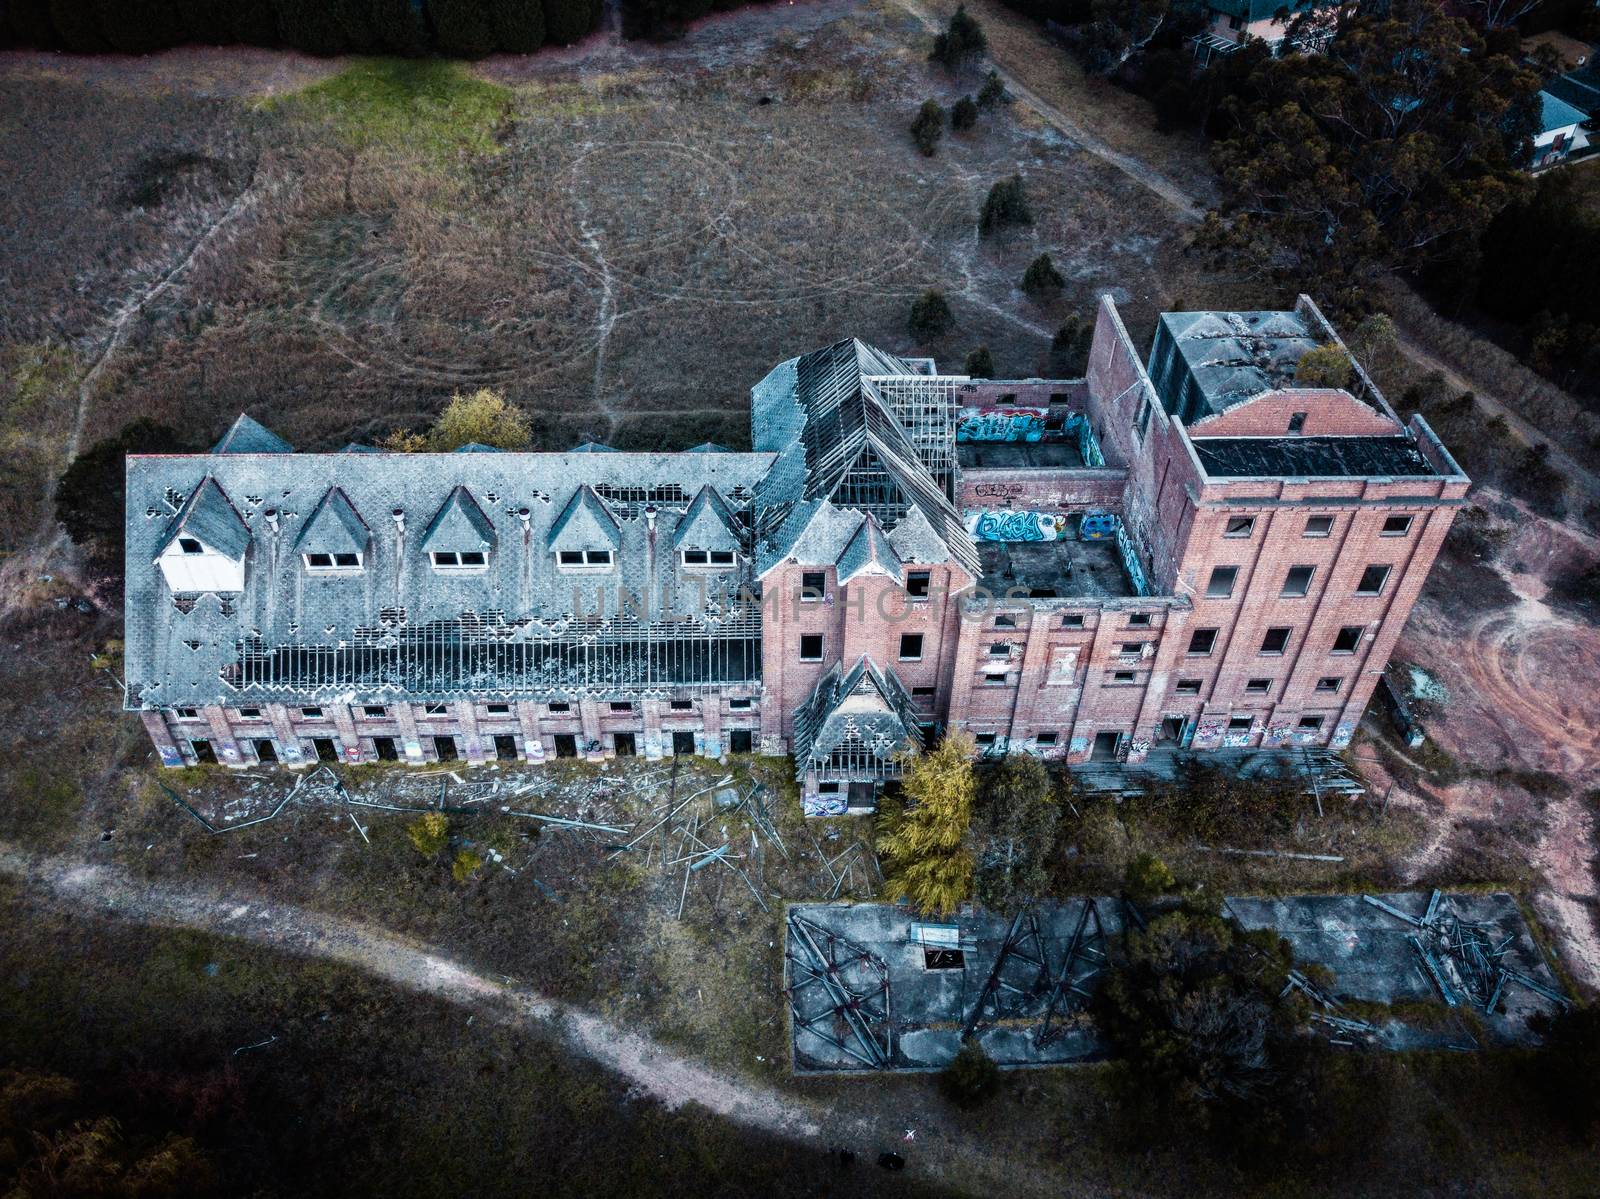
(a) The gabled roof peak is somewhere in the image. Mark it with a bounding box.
[547,483,621,550]
[158,476,251,560]
[420,485,496,552]
[835,513,901,585]
[672,484,740,551]
[212,413,292,455]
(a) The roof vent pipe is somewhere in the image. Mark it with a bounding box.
[392,508,405,535]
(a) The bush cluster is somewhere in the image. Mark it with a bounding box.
[3,0,602,56]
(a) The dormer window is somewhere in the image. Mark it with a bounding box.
[304,551,363,572]
[178,537,204,555]
[557,549,613,571]
[432,550,488,571]
[681,549,736,570]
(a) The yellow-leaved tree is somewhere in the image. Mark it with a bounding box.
[383,388,532,452]
[1293,344,1354,390]
[876,731,976,916]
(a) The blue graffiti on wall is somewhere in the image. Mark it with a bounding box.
[956,408,1047,443]
[966,510,1069,542]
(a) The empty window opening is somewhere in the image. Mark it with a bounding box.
[1356,564,1391,595]
[1332,626,1363,654]
[486,703,511,716]
[670,699,693,711]
[610,702,634,713]
[1304,515,1333,538]
[305,552,361,571]
[237,707,262,720]
[1316,676,1342,692]
[682,549,708,566]
[983,671,1009,686]
[548,701,572,714]
[612,732,636,757]
[1206,566,1238,598]
[1261,627,1291,655]
[801,570,826,599]
[672,730,696,755]
[912,686,936,697]
[1035,732,1059,746]
[729,698,753,710]
[1188,629,1218,656]
[1119,642,1146,656]
[1127,612,1151,627]
[254,739,278,763]
[363,705,387,719]
[494,734,518,760]
[424,702,448,716]
[900,633,924,660]
[1111,670,1136,684]
[1245,678,1272,694]
[817,782,841,794]
[313,737,339,763]
[1298,715,1325,731]
[1224,516,1255,538]
[988,642,1010,657]
[558,551,583,566]
[1091,732,1121,761]
[799,634,823,661]
[190,739,216,764]
[997,393,1017,405]
[1175,679,1202,695]
[1159,716,1184,741]
[1282,565,1315,597]
[994,614,1017,629]
[433,736,458,762]
[432,550,488,569]
[300,706,324,720]
[176,707,199,720]
[974,733,998,746]
[178,537,204,555]
[1227,715,1252,732]
[553,733,578,758]
[1062,613,1085,629]
[924,947,965,970]
[373,736,398,761]
[1287,411,1307,434]
[906,570,931,598]
[1381,515,1413,537]
[728,730,753,754]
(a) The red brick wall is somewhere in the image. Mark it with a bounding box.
[1186,389,1404,438]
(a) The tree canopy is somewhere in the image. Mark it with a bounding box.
[972,753,1060,913]
[385,388,533,452]
[876,732,977,916]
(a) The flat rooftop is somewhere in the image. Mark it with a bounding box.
[957,440,1087,470]
[975,537,1135,599]
[1192,435,1436,478]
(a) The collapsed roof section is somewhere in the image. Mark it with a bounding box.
[792,656,923,782]
[751,338,978,576]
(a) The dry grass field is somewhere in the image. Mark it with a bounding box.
[0,0,1261,571]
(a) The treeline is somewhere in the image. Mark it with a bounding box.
[619,0,772,40]
[1,0,603,56]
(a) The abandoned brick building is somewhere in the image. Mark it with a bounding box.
[126,295,1468,814]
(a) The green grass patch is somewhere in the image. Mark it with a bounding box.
[270,59,512,161]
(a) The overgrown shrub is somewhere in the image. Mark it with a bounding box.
[385,388,533,452]
[950,95,978,131]
[490,0,545,51]
[938,1040,1002,1109]
[876,733,976,915]
[369,0,429,53]
[430,0,497,55]
[408,812,449,858]
[1294,344,1354,390]
[1022,252,1064,296]
[911,99,944,156]
[452,848,485,882]
[964,346,994,378]
[1123,852,1175,902]
[979,174,1032,234]
[909,289,954,341]
[544,0,601,43]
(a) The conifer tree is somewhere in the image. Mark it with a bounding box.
[877,732,976,916]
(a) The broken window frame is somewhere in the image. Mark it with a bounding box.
[800,570,826,600]
[1381,515,1414,537]
[905,570,931,598]
[1303,515,1334,538]
[1175,678,1202,695]
[1281,565,1315,598]
[1245,677,1272,694]
[1206,565,1239,598]
[1260,626,1291,655]
[362,705,387,719]
[1331,626,1363,654]
[1187,628,1218,656]
[1315,676,1343,692]
[1223,515,1255,538]
[1355,564,1391,596]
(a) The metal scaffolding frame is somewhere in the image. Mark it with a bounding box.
[962,899,1107,1043]
[785,912,893,1070]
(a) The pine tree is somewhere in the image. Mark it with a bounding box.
[929,3,985,71]
[94,0,186,52]
[1050,314,1094,376]
[976,69,1005,108]
[369,0,428,53]
[950,94,978,131]
[543,0,601,43]
[979,174,1032,234]
[491,0,545,51]
[965,345,994,378]
[1022,252,1064,296]
[908,288,953,341]
[876,732,976,916]
[273,0,347,54]
[430,0,497,55]
[911,98,944,156]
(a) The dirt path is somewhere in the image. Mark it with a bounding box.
[888,0,1209,221]
[0,845,820,1140]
